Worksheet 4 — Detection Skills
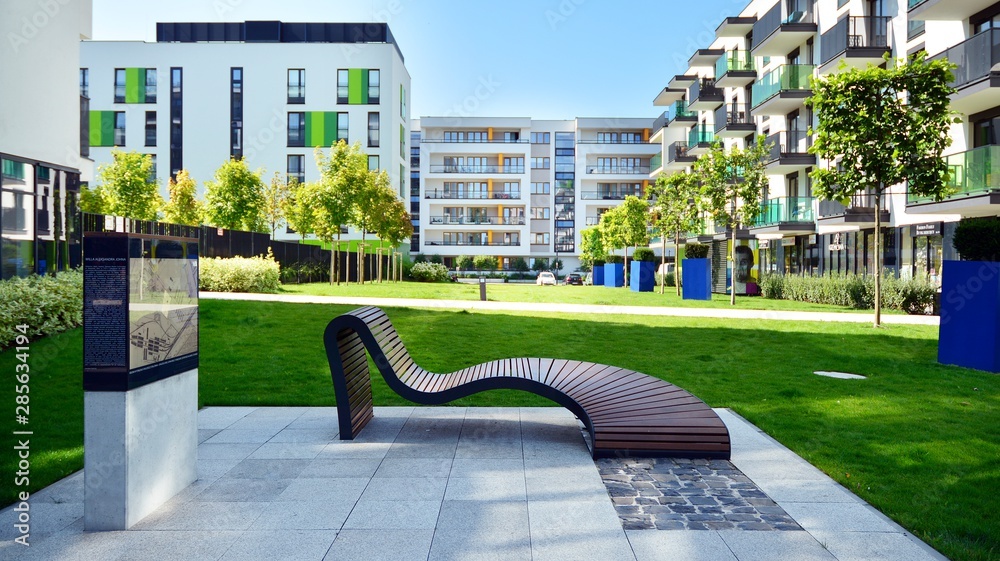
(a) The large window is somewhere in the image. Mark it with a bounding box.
[145,111,156,147]
[368,155,380,171]
[144,69,157,103]
[114,68,126,103]
[531,182,551,194]
[231,67,243,158]
[531,157,550,169]
[170,68,183,176]
[368,112,380,147]
[288,112,305,147]
[530,132,550,144]
[337,69,349,104]
[531,207,551,219]
[287,69,305,104]
[80,68,89,98]
[287,155,304,185]
[338,112,349,142]
[113,112,126,146]
[368,69,380,104]
[531,233,550,245]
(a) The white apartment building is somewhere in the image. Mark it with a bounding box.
[412,117,660,271]
[0,0,92,280]
[651,0,1000,289]
[80,21,411,242]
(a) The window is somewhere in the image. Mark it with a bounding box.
[400,124,405,158]
[368,155,380,171]
[145,111,156,147]
[145,69,157,103]
[368,69,380,104]
[531,233,550,245]
[287,155,304,185]
[503,157,524,172]
[598,132,618,143]
[400,84,406,118]
[532,207,551,219]
[598,157,617,172]
[531,132,550,144]
[147,155,157,182]
[531,157,551,169]
[368,112,380,147]
[114,68,126,103]
[170,67,182,176]
[531,182,551,194]
[231,67,243,158]
[621,132,641,144]
[288,112,305,147]
[288,69,305,103]
[338,112,349,142]
[80,68,89,97]
[620,158,641,172]
[503,131,520,142]
[337,69,349,104]
[113,112,125,146]
[907,19,925,40]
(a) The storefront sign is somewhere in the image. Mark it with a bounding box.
[781,237,796,246]
[912,222,943,237]
[808,234,817,245]
[829,244,845,251]
[758,240,770,249]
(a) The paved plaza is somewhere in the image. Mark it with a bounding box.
[0,406,946,561]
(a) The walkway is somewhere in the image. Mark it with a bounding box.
[0,407,946,561]
[201,292,940,326]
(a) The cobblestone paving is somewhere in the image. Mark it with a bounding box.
[597,457,803,531]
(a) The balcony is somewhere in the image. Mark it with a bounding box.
[714,103,756,138]
[427,216,526,226]
[751,197,816,235]
[653,87,686,107]
[421,137,529,144]
[819,17,892,74]
[688,125,715,156]
[585,216,602,226]
[426,239,522,247]
[428,165,525,174]
[765,130,815,173]
[817,194,889,227]
[688,78,724,111]
[931,29,1000,115]
[580,189,642,201]
[716,16,757,38]
[906,145,1000,217]
[666,141,697,169]
[751,1,817,57]
[584,165,651,176]
[425,189,522,200]
[689,48,726,68]
[751,64,814,115]
[715,51,757,88]
[650,153,663,175]
[908,0,995,21]
[653,101,697,136]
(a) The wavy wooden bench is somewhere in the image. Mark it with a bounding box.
[323,306,730,459]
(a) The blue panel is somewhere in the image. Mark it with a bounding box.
[938,260,1000,373]
[630,261,656,292]
[603,263,624,288]
[592,266,605,286]
[682,258,712,301]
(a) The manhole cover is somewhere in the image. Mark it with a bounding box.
[814,371,867,380]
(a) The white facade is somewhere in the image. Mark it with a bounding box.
[414,117,659,271]
[81,22,411,241]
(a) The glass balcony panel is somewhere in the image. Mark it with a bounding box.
[931,29,1000,89]
[909,145,1000,203]
[752,65,815,108]
[757,196,816,225]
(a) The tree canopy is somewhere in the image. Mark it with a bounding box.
[204,158,266,232]
[162,169,202,226]
[83,150,162,220]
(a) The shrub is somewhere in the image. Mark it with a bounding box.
[201,252,280,293]
[511,257,529,273]
[632,248,657,262]
[759,274,784,299]
[758,272,936,315]
[473,255,498,271]
[0,270,83,349]
[655,273,676,287]
[412,253,427,264]
[429,254,444,264]
[953,217,1000,261]
[605,255,624,264]
[685,243,709,259]
[410,262,450,283]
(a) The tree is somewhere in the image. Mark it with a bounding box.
[648,171,703,295]
[695,138,770,306]
[456,255,475,271]
[204,158,266,232]
[352,170,396,284]
[600,196,650,288]
[511,257,529,274]
[579,226,607,270]
[283,180,317,243]
[808,54,956,326]
[532,258,549,272]
[371,193,413,282]
[162,169,202,226]
[313,141,368,284]
[86,150,162,220]
[473,255,498,272]
[550,258,563,280]
[263,172,295,238]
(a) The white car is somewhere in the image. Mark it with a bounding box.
[536,272,556,286]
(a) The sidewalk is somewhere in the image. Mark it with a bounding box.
[201,292,940,326]
[0,407,947,561]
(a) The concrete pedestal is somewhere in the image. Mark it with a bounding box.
[84,369,198,530]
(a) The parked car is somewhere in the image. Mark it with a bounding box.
[536,272,556,286]
[564,272,583,285]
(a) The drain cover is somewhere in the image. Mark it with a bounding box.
[814,371,867,380]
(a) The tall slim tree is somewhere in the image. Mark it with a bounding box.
[263,172,295,239]
[85,150,162,220]
[579,226,607,271]
[808,54,956,326]
[204,158,266,232]
[314,141,368,284]
[600,196,651,288]
[695,138,770,306]
[371,192,413,282]
[283,180,317,243]
[648,171,703,295]
[352,169,396,284]
[162,169,202,226]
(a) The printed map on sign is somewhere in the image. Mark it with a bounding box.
[128,252,198,372]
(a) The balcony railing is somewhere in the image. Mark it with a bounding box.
[580,190,642,200]
[908,145,1000,203]
[424,190,521,199]
[931,28,1000,90]
[667,141,693,164]
[820,16,891,66]
[716,50,755,77]
[757,196,816,225]
[653,101,697,133]
[428,165,525,174]
[651,153,663,171]
[766,129,811,161]
[577,138,648,145]
[585,165,651,175]
[752,65,815,109]
[714,103,754,133]
[752,1,815,51]
[818,193,885,217]
[585,216,602,225]
[907,0,929,9]
[428,216,526,226]
[688,78,723,105]
[421,137,529,144]
[689,124,714,147]
[426,240,522,247]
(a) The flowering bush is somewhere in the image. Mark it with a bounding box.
[0,270,83,349]
[409,262,450,283]
[200,251,280,293]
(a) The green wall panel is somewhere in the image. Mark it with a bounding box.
[125,68,146,104]
[324,112,338,146]
[89,111,115,147]
[348,68,364,104]
[304,112,340,147]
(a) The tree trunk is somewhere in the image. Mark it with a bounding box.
[874,192,882,328]
[730,226,737,306]
[358,236,365,285]
[660,235,666,295]
[335,232,342,286]
[623,249,629,289]
[675,230,682,297]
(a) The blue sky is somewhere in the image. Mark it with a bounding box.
[92,0,746,120]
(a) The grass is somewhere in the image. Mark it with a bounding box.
[1,300,995,561]
[279,280,905,314]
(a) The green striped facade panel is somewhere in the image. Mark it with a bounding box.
[89,111,116,147]
[347,68,371,104]
[125,68,146,103]
[305,112,340,147]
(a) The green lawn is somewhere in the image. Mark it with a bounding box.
[280,281,904,314]
[1,300,995,560]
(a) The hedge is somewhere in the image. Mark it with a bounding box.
[200,252,281,293]
[410,262,450,283]
[759,273,937,315]
[0,270,84,349]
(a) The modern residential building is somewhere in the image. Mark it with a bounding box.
[80,21,411,242]
[0,0,93,279]
[650,0,999,290]
[412,117,660,271]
